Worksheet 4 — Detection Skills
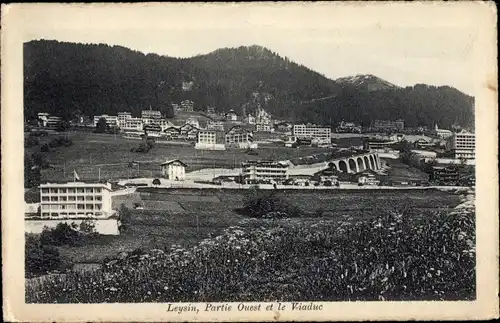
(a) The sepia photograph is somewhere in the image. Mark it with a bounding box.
[2,2,498,322]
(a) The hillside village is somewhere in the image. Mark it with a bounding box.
[22,39,477,305]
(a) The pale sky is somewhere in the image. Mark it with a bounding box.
[13,2,494,96]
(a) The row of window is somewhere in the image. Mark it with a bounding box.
[41,188,103,194]
[41,212,103,217]
[41,195,102,202]
[42,203,102,210]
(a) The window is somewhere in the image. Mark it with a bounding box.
[68,196,76,201]
[50,213,59,217]
[68,188,75,193]
[41,188,49,194]
[85,188,93,193]
[77,188,85,193]
[77,196,84,201]
[60,196,67,201]
[95,188,102,193]
[95,204,102,210]
[95,196,102,201]
[42,196,49,202]
[86,195,94,201]
[50,188,58,194]
[60,213,68,217]
[77,204,85,210]
[60,188,67,193]
[50,196,58,202]
[42,213,50,217]
[86,204,94,210]
[42,205,49,210]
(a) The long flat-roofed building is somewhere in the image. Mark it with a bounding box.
[94,114,119,128]
[242,160,289,184]
[446,132,475,159]
[292,124,331,143]
[39,182,113,219]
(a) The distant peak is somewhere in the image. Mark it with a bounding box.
[335,74,399,91]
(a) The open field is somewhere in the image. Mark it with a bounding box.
[27,190,475,302]
[30,131,332,182]
[384,158,430,182]
[55,188,462,265]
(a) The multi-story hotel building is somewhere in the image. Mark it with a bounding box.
[39,182,113,218]
[141,109,162,119]
[93,115,119,128]
[206,121,225,131]
[242,160,289,184]
[292,124,331,143]
[121,117,144,132]
[446,132,475,159]
[117,112,132,127]
[225,126,256,149]
[371,119,405,131]
[195,130,226,150]
[180,100,195,112]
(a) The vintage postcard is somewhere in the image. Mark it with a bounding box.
[2,2,498,322]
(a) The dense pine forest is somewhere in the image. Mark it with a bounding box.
[24,40,474,128]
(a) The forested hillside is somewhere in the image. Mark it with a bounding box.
[24,40,474,128]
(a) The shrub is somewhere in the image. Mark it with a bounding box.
[40,223,81,246]
[152,178,161,186]
[79,219,97,235]
[242,187,303,218]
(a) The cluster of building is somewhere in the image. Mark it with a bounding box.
[195,125,256,150]
[363,130,475,160]
[284,124,332,148]
[370,119,405,132]
[336,121,362,133]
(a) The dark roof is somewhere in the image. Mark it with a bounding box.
[160,159,187,167]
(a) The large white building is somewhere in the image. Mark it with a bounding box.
[446,132,475,159]
[292,124,331,143]
[206,121,225,131]
[117,112,133,127]
[39,182,113,218]
[434,124,453,139]
[121,117,144,132]
[242,160,289,184]
[94,115,119,128]
[225,126,257,149]
[195,130,226,150]
[141,109,162,119]
[160,160,187,181]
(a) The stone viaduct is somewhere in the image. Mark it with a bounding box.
[327,152,381,174]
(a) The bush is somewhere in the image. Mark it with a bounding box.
[40,223,81,246]
[242,187,303,218]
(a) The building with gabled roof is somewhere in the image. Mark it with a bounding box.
[160,159,187,181]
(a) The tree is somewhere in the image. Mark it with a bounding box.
[152,178,161,186]
[25,234,61,277]
[95,117,108,133]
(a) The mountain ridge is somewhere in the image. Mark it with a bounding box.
[23,39,474,128]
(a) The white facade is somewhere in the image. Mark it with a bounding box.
[117,112,132,127]
[206,121,225,131]
[196,130,226,150]
[39,182,113,219]
[94,115,119,127]
[434,124,453,139]
[293,124,331,143]
[242,160,289,183]
[180,100,194,112]
[121,117,144,132]
[141,109,162,119]
[447,132,475,159]
[160,160,186,180]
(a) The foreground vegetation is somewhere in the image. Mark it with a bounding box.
[26,201,475,302]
